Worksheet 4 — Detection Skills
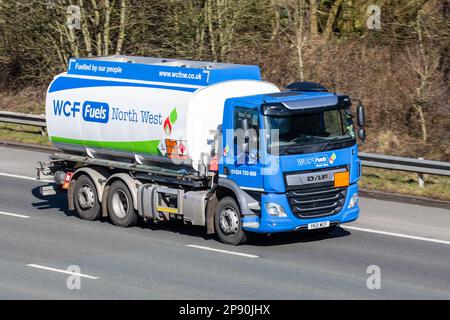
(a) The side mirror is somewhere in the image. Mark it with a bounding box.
[357,128,366,142]
[357,105,365,128]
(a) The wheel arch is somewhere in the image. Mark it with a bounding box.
[205,178,256,235]
[104,173,142,211]
[68,166,109,211]
[216,178,253,215]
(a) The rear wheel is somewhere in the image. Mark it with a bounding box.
[107,180,138,227]
[73,175,101,221]
[215,197,247,245]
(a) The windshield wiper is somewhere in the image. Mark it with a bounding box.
[316,137,356,152]
[278,136,355,155]
[279,142,328,155]
[288,135,315,143]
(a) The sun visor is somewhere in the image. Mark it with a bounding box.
[281,95,338,110]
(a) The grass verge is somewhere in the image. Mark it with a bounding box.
[361,167,450,202]
[0,123,51,146]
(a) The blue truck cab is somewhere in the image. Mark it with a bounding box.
[217,82,365,239]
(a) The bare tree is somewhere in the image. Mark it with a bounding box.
[205,0,248,61]
[115,0,127,55]
[324,0,343,39]
[309,0,319,38]
[281,0,308,81]
[404,8,440,142]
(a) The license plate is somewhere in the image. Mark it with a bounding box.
[307,221,330,230]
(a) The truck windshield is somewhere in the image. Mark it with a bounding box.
[265,108,355,155]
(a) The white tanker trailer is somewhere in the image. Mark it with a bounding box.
[46,56,279,172]
[39,55,365,245]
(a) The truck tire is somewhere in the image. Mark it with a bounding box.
[73,175,101,221]
[215,197,247,245]
[107,180,138,227]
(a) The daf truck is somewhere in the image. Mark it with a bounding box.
[38,56,366,245]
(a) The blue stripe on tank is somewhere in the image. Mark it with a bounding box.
[49,76,199,93]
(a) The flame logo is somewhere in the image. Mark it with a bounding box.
[163,108,177,136]
[329,152,337,164]
[164,118,172,135]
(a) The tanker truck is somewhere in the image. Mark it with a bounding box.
[38,55,366,245]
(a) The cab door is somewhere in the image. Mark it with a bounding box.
[222,104,264,191]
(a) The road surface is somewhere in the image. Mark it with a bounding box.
[0,146,449,299]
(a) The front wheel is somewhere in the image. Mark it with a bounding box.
[215,197,247,245]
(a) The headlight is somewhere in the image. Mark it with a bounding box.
[348,192,359,209]
[265,202,287,217]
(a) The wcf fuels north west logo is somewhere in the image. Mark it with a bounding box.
[82,101,109,123]
[297,152,337,167]
[52,99,109,124]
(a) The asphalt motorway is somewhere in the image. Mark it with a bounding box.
[0,146,449,299]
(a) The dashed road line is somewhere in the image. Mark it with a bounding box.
[0,172,53,183]
[0,211,30,219]
[345,226,450,246]
[27,264,99,280]
[187,244,259,258]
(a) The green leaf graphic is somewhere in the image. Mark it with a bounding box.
[169,108,177,124]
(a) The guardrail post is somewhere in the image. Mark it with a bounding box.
[418,173,425,188]
[418,157,425,188]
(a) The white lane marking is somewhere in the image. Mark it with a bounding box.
[27,264,99,280]
[0,172,53,183]
[345,226,450,246]
[187,244,259,258]
[0,211,30,219]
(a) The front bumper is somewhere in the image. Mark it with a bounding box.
[242,183,359,233]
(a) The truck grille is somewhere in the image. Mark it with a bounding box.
[287,185,347,218]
